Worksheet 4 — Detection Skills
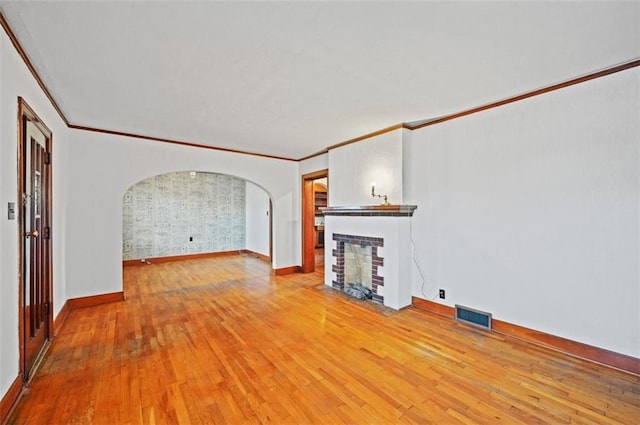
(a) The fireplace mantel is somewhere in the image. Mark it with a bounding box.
[320,205,417,217]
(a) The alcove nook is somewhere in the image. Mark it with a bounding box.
[122,171,270,263]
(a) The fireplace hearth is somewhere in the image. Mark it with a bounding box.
[344,283,372,300]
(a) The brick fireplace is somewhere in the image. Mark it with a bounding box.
[331,233,384,304]
[321,205,417,310]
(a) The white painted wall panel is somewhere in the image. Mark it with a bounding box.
[405,68,639,357]
[0,31,70,399]
[246,181,270,257]
[299,154,328,178]
[329,130,403,206]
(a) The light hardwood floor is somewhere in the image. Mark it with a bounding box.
[8,255,640,424]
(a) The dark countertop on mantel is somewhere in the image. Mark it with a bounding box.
[319,205,417,217]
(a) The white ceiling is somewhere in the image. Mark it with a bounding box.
[1,1,638,160]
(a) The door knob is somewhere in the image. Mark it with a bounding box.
[25,230,39,238]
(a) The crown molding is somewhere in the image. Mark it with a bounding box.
[0,12,69,126]
[67,124,298,162]
[406,58,640,131]
[2,12,639,162]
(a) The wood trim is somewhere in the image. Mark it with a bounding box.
[41,58,640,163]
[325,124,408,153]
[125,250,278,272]
[0,376,23,425]
[411,297,640,376]
[491,319,640,376]
[122,250,244,267]
[16,99,26,394]
[407,58,640,130]
[411,297,455,317]
[301,169,328,273]
[273,266,300,276]
[44,115,55,350]
[64,58,640,160]
[52,300,70,337]
[2,9,638,163]
[298,149,329,162]
[301,177,316,273]
[66,292,125,310]
[0,13,69,126]
[301,169,330,181]
[3,10,637,163]
[68,124,297,162]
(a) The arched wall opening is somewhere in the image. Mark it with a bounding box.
[65,128,300,302]
[121,171,272,265]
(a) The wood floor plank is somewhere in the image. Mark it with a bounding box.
[7,254,640,424]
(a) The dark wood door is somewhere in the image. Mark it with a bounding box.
[20,101,53,381]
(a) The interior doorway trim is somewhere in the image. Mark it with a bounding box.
[301,169,328,273]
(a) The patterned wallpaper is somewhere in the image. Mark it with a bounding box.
[122,172,246,260]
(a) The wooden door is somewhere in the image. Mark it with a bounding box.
[19,99,53,381]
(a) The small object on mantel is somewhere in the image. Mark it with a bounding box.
[319,205,417,217]
[370,183,390,206]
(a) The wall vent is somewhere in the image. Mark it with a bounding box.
[455,305,492,330]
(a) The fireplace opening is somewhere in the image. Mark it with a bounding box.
[331,233,384,304]
[344,242,373,300]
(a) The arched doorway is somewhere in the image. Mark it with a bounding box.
[121,171,271,266]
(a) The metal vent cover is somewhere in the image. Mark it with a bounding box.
[455,305,492,330]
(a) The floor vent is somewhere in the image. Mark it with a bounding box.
[455,305,492,330]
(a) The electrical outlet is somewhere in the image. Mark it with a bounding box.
[439,289,446,299]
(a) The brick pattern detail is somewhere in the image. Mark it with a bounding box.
[331,233,384,304]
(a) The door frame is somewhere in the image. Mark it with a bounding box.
[17,97,54,382]
[301,169,328,273]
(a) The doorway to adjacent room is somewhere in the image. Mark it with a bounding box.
[301,170,328,273]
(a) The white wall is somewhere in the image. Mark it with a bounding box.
[299,154,328,178]
[329,129,404,206]
[0,30,70,399]
[405,68,639,357]
[65,130,299,299]
[246,181,270,257]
